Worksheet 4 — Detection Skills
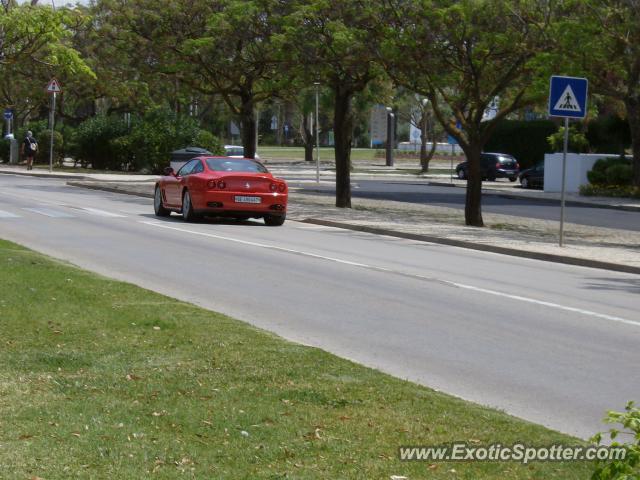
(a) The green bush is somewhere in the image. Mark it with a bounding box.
[590,401,640,479]
[0,138,9,162]
[605,163,633,186]
[72,115,129,170]
[579,184,640,199]
[37,130,64,165]
[196,129,224,156]
[125,107,224,173]
[547,126,589,153]
[52,109,223,173]
[587,157,633,186]
[484,120,557,169]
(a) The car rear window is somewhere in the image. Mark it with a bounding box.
[206,158,268,173]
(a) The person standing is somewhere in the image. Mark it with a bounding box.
[21,131,38,170]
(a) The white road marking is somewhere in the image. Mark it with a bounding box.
[78,207,126,218]
[141,220,640,328]
[0,210,20,218]
[23,207,74,218]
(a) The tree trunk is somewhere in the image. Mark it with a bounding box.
[419,112,437,172]
[302,114,314,162]
[463,145,484,227]
[626,97,640,187]
[333,87,353,208]
[239,93,256,159]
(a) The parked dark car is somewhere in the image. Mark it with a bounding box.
[519,162,544,189]
[456,153,520,181]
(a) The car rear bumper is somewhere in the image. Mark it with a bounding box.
[194,191,288,215]
[495,169,519,178]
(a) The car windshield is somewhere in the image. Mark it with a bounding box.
[206,158,268,173]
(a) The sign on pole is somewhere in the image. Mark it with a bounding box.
[3,109,12,120]
[46,78,62,173]
[46,78,63,94]
[549,76,588,119]
[370,105,388,147]
[548,75,588,247]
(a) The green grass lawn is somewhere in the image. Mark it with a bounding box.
[0,239,593,479]
[258,146,379,162]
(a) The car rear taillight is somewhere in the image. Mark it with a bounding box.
[278,183,286,193]
[270,183,278,192]
[218,180,226,189]
[496,162,501,169]
[516,163,520,169]
[207,180,216,189]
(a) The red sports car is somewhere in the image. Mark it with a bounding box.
[154,156,288,226]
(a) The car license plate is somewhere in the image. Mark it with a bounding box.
[234,196,261,204]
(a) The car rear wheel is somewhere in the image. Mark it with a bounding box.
[521,177,529,189]
[509,176,517,182]
[154,186,171,217]
[457,169,466,180]
[264,214,285,226]
[182,190,197,222]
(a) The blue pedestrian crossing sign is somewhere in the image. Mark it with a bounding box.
[548,76,588,119]
[3,109,12,120]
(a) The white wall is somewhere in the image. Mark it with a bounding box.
[544,153,618,193]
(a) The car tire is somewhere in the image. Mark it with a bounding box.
[154,185,171,217]
[521,177,529,189]
[509,176,517,182]
[264,214,285,226]
[182,190,197,222]
[457,169,466,180]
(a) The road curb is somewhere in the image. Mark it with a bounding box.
[426,181,640,212]
[0,169,89,180]
[494,193,640,212]
[301,219,640,275]
[67,181,154,198]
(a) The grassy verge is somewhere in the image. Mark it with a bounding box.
[0,239,593,479]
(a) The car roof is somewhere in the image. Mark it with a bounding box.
[483,152,514,157]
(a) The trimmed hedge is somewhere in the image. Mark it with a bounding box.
[484,120,557,169]
[587,157,633,186]
[586,115,631,154]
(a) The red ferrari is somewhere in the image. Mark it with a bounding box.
[154,156,288,226]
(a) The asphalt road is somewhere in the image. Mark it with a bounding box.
[293,179,640,231]
[1,174,638,439]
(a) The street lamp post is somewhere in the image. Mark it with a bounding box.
[386,107,394,167]
[314,82,320,183]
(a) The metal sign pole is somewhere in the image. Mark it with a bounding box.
[450,156,453,183]
[49,92,56,173]
[559,117,569,247]
[314,82,320,184]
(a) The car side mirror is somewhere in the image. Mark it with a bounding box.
[164,167,175,176]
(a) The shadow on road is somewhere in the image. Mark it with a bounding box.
[583,277,640,295]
